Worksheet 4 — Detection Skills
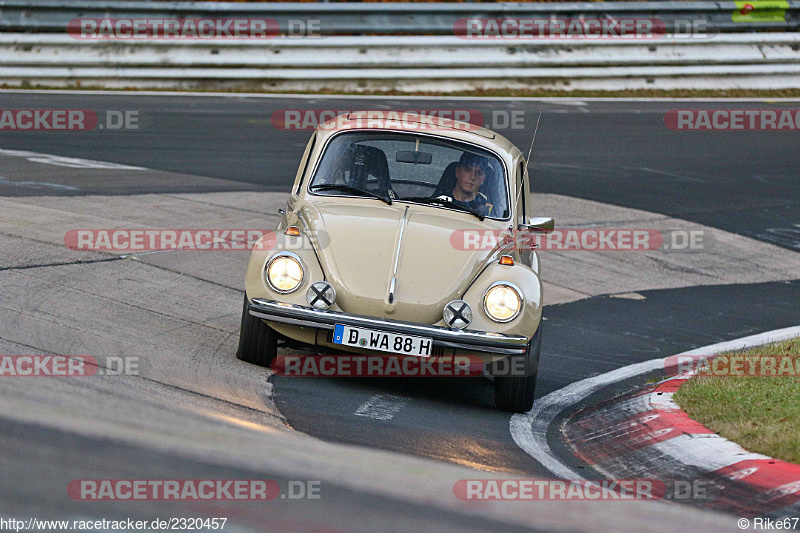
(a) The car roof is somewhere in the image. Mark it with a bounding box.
[314,111,522,161]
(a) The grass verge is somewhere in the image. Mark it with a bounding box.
[673,337,800,464]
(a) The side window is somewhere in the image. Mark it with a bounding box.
[295,133,317,194]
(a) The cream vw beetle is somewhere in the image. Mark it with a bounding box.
[237,111,553,412]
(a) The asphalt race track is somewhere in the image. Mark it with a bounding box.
[275,280,800,474]
[0,93,797,250]
[1,91,798,531]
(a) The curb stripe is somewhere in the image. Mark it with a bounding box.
[511,324,800,516]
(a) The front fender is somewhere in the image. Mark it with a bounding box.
[244,229,327,307]
[460,262,542,342]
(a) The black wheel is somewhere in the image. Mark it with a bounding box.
[236,294,277,367]
[493,324,542,413]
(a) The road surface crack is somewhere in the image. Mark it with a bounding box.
[0,256,122,272]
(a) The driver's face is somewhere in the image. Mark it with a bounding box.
[454,164,486,195]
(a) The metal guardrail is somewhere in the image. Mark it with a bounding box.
[1,33,798,91]
[3,33,800,68]
[1,1,798,91]
[1,0,799,34]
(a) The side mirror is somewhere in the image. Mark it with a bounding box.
[519,217,554,233]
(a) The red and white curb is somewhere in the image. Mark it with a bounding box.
[510,325,800,517]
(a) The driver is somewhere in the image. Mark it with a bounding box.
[449,152,494,216]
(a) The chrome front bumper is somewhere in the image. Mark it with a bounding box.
[248,298,530,355]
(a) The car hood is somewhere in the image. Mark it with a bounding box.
[299,199,506,324]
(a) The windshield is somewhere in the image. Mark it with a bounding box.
[308,132,510,219]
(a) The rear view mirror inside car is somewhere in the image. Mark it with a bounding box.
[396,151,432,164]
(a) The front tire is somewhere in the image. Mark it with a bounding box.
[493,324,542,413]
[236,294,277,367]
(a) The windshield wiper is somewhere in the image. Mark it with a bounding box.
[400,195,486,221]
[310,183,392,205]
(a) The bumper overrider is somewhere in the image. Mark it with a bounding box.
[248,298,530,355]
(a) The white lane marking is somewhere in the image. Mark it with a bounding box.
[0,148,145,170]
[758,224,800,250]
[0,175,79,191]
[609,292,646,300]
[355,394,408,421]
[510,325,800,479]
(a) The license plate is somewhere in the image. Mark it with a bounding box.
[332,324,433,357]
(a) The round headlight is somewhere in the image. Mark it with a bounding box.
[483,282,523,323]
[266,253,304,293]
